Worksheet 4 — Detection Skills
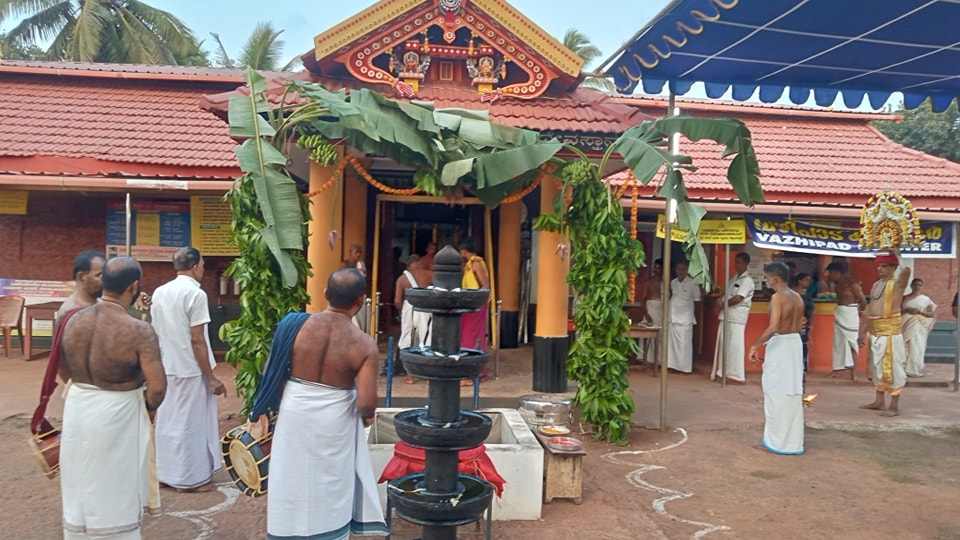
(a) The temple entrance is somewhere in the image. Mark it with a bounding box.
[370,194,492,338]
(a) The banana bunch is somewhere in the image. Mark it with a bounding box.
[297,134,339,166]
[562,159,594,185]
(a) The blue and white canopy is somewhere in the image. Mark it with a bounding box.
[604,0,960,111]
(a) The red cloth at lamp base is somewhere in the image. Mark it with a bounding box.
[378,441,507,497]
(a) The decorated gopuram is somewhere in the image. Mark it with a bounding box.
[201,0,648,389]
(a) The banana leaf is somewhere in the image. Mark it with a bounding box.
[652,116,764,207]
[228,67,304,287]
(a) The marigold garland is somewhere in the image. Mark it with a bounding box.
[614,170,637,200]
[303,155,423,199]
[502,174,542,203]
[304,160,347,199]
[628,183,639,302]
[345,155,423,196]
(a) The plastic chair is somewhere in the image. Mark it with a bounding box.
[0,295,25,357]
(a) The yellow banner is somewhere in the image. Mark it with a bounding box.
[657,215,746,244]
[190,196,238,256]
[136,212,161,246]
[0,190,28,214]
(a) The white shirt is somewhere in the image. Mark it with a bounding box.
[720,272,754,325]
[151,275,215,377]
[670,277,702,325]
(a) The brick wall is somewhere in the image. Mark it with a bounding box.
[0,191,230,301]
[915,258,958,320]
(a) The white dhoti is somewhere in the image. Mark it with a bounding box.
[901,297,935,377]
[268,378,388,540]
[869,333,906,395]
[761,333,804,455]
[832,305,859,370]
[399,271,432,349]
[154,375,220,489]
[712,320,746,382]
[668,323,694,373]
[643,299,663,363]
[61,383,158,539]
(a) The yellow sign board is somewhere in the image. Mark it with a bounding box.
[190,196,238,256]
[0,190,28,214]
[656,215,746,244]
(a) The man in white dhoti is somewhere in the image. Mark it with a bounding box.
[713,252,754,382]
[826,261,866,380]
[151,247,226,492]
[639,259,664,363]
[668,260,701,373]
[395,256,433,384]
[749,261,805,455]
[268,268,388,539]
[60,257,167,538]
[901,278,936,377]
[859,251,911,417]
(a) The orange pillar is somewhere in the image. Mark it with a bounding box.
[341,168,369,282]
[306,152,344,313]
[498,201,522,348]
[533,176,570,391]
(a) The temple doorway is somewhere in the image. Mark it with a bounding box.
[371,195,491,336]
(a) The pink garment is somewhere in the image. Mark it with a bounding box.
[461,303,489,351]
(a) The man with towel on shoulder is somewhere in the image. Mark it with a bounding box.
[267,268,388,540]
[59,257,166,538]
[825,261,867,381]
[749,261,805,455]
[859,249,911,417]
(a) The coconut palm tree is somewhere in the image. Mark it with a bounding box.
[210,22,300,72]
[0,0,199,64]
[562,28,615,92]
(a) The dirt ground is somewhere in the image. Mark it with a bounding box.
[2,347,959,540]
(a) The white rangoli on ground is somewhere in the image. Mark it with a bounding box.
[602,428,731,539]
[163,482,242,540]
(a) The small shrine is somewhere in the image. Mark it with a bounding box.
[303,0,585,102]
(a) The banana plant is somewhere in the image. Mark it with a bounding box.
[535,117,762,444]
[224,68,567,408]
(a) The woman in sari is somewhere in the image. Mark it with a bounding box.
[901,278,937,377]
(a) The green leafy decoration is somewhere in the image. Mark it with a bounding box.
[560,158,644,445]
[219,175,311,414]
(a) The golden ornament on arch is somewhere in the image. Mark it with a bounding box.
[858,189,925,250]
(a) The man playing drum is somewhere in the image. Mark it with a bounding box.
[59,257,166,539]
[267,268,388,539]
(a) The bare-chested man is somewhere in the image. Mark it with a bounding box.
[396,256,433,383]
[267,268,387,539]
[59,257,166,538]
[825,261,867,380]
[749,261,805,455]
[421,241,438,270]
[859,250,911,417]
[57,250,105,318]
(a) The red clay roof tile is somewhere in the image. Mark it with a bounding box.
[200,75,651,135]
[0,71,242,178]
[608,99,960,212]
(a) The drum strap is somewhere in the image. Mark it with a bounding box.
[30,307,81,435]
[248,312,310,422]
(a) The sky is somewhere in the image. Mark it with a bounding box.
[144,0,666,73]
[0,0,893,109]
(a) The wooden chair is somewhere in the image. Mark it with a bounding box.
[0,295,25,357]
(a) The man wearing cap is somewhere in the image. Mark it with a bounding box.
[859,249,911,417]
